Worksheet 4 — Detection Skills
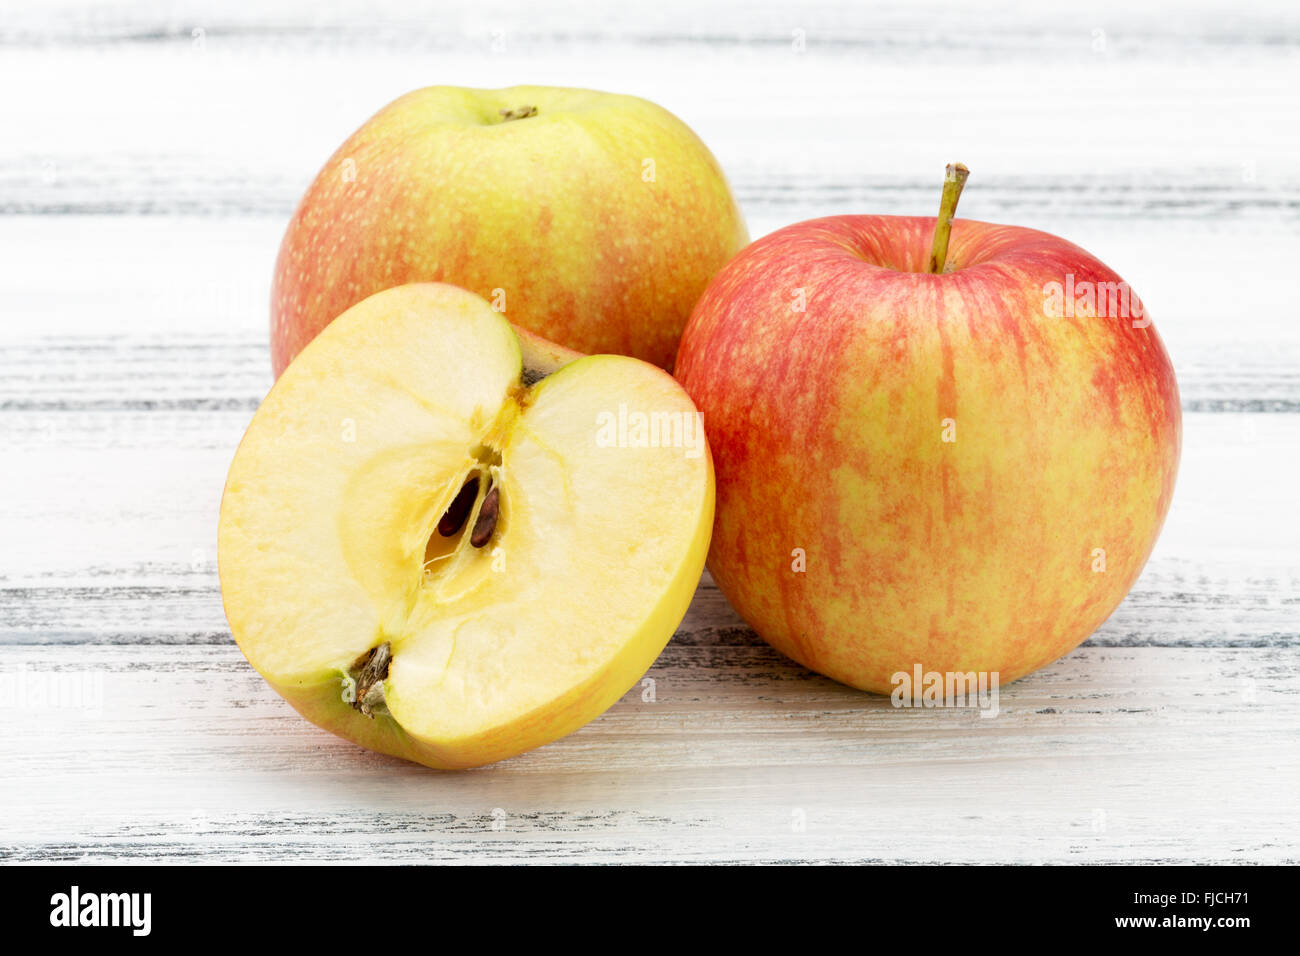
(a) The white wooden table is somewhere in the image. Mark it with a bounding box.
[2,0,1297,864]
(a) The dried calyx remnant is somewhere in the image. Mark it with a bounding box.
[499,105,537,121]
[350,642,391,718]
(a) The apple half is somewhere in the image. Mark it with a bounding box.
[219,283,714,768]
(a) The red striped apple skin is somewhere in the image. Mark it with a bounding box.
[674,215,1181,693]
[271,85,748,376]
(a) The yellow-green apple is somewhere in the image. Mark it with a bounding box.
[221,283,714,768]
[271,85,748,376]
[674,165,1181,693]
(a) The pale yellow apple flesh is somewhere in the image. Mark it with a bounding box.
[219,283,714,768]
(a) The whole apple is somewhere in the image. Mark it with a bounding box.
[271,85,748,375]
[674,167,1181,693]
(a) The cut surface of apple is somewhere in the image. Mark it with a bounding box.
[219,283,713,768]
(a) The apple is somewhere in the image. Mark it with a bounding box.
[220,283,714,768]
[674,165,1181,693]
[271,85,749,376]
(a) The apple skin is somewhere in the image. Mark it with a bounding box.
[271,85,748,376]
[512,323,586,378]
[674,215,1181,692]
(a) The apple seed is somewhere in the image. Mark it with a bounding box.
[470,484,500,548]
[437,475,481,537]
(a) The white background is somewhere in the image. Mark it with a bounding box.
[1,0,1297,862]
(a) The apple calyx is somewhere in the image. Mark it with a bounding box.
[927,162,970,274]
[350,642,392,718]
[498,105,538,121]
[520,365,548,387]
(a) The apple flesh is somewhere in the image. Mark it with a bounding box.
[221,283,714,768]
[674,213,1181,692]
[271,85,749,376]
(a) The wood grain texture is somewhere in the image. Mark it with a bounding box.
[3,641,1297,863]
[1,0,1297,863]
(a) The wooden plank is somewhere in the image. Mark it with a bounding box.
[4,329,1299,414]
[0,215,1297,386]
[3,2,1298,225]
[8,0,1297,47]
[1,643,1296,863]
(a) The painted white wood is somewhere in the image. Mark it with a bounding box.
[2,642,1296,863]
[1,0,1297,863]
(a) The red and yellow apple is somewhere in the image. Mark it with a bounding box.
[221,283,714,768]
[271,85,749,376]
[674,167,1181,693]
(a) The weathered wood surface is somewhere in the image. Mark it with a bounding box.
[1,0,1297,863]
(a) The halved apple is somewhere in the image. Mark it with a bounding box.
[218,283,714,768]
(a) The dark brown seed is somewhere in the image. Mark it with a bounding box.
[437,476,480,537]
[469,484,500,548]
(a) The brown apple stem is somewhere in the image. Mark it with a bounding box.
[927,163,970,274]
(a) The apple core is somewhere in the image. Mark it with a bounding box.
[221,283,715,768]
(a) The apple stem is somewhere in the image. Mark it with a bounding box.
[927,163,970,274]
